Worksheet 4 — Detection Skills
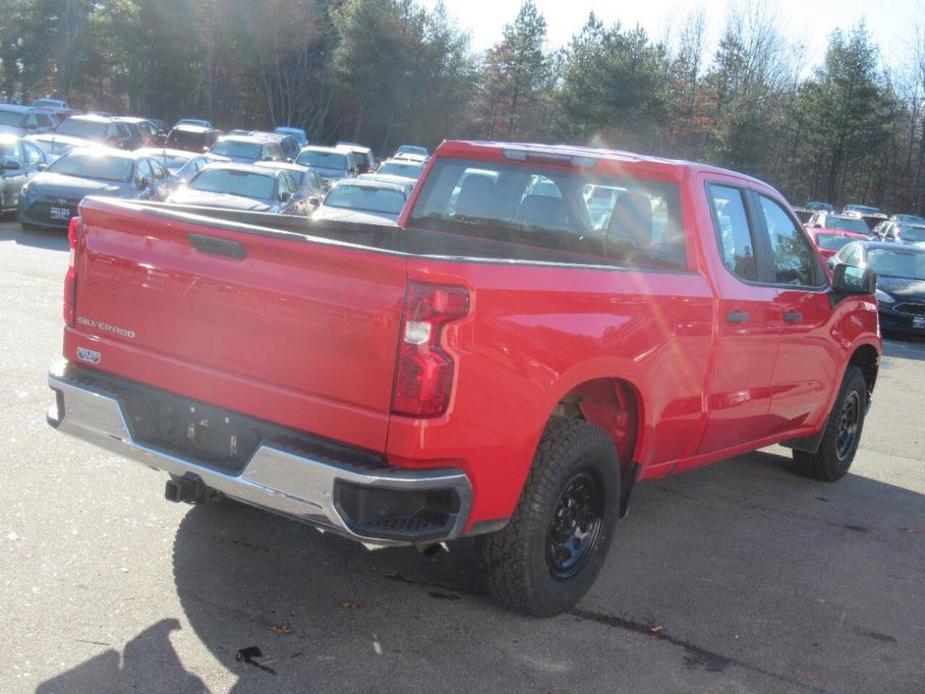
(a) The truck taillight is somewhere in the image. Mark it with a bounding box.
[392,282,469,417]
[63,216,80,327]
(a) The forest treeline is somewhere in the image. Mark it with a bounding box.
[2,0,924,211]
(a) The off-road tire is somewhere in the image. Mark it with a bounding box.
[794,365,868,482]
[477,418,620,617]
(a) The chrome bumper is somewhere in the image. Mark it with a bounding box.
[47,363,472,546]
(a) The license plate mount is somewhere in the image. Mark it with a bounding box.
[913,316,925,330]
[50,206,70,221]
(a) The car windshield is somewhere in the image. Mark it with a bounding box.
[160,153,193,170]
[47,151,133,182]
[297,150,347,170]
[0,110,25,126]
[897,215,925,225]
[899,226,925,243]
[324,184,405,214]
[398,146,427,156]
[378,161,423,179]
[32,99,60,108]
[189,168,275,199]
[826,217,869,234]
[210,140,260,159]
[846,205,880,214]
[816,234,855,251]
[56,119,107,139]
[410,157,687,270]
[868,249,925,280]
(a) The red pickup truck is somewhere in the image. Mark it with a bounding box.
[47,141,881,616]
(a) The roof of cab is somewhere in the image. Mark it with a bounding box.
[435,140,771,188]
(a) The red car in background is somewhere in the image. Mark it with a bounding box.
[810,228,870,260]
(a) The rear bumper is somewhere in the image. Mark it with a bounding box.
[47,362,472,546]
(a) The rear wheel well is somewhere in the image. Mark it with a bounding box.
[849,345,879,399]
[551,378,641,473]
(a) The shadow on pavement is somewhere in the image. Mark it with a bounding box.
[0,221,69,251]
[155,450,925,693]
[36,619,206,694]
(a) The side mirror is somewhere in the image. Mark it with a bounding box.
[308,196,321,207]
[279,191,291,203]
[831,263,876,295]
[812,223,822,228]
[1,157,20,170]
[136,176,149,189]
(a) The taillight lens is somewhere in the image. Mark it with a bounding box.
[63,216,80,326]
[392,282,469,417]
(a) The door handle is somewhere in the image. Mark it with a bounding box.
[784,311,803,323]
[726,310,749,324]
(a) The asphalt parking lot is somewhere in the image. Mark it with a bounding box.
[1,219,923,694]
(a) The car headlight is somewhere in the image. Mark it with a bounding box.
[875,289,895,304]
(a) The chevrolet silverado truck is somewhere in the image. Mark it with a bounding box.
[47,141,881,616]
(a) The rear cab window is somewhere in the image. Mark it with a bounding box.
[409,157,688,271]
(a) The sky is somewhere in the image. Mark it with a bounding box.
[420,0,923,73]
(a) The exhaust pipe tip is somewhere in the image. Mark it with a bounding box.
[165,475,208,504]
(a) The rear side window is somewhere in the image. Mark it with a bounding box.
[708,184,758,281]
[409,157,687,270]
[758,195,820,286]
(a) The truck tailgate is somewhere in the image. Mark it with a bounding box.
[66,198,407,451]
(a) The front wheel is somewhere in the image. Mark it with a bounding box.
[477,419,620,617]
[794,365,868,481]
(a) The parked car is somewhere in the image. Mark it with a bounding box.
[55,115,141,150]
[889,213,925,225]
[166,162,308,215]
[809,227,869,260]
[209,135,284,164]
[275,127,308,147]
[311,177,409,225]
[24,133,94,162]
[335,142,376,173]
[295,146,356,185]
[872,221,925,245]
[250,131,299,161]
[833,241,925,334]
[165,124,222,153]
[254,160,326,205]
[174,118,212,129]
[31,98,70,110]
[792,206,813,224]
[137,148,229,185]
[805,201,834,213]
[394,144,428,158]
[19,147,172,230]
[356,172,416,196]
[843,204,888,231]
[807,212,875,238]
[116,117,162,147]
[46,139,880,617]
[843,203,883,215]
[583,184,626,229]
[0,134,50,212]
[147,119,169,136]
[376,157,425,180]
[0,105,56,136]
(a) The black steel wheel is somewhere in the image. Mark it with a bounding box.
[546,470,604,580]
